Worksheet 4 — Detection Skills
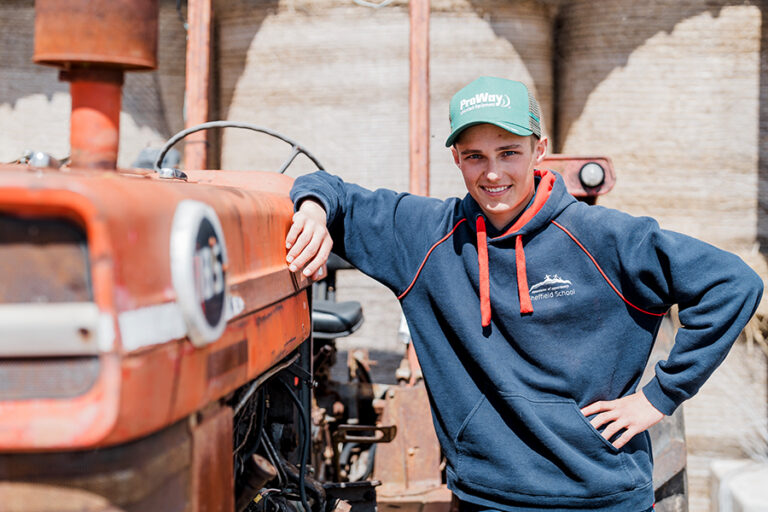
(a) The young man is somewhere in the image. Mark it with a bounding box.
[284,77,763,511]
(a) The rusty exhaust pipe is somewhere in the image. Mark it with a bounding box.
[33,0,158,170]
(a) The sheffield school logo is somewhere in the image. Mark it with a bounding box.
[530,274,575,302]
[459,92,511,114]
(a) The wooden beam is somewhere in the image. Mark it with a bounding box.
[409,0,430,196]
[184,0,212,170]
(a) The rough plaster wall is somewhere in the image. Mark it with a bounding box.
[0,0,186,167]
[557,4,767,510]
[217,0,554,350]
[557,1,762,255]
[0,0,70,162]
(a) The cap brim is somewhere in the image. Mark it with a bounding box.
[445,120,534,147]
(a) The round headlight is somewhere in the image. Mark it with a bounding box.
[579,162,605,188]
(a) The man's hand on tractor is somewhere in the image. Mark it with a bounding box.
[580,391,664,450]
[285,199,333,281]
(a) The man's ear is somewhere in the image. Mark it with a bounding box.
[534,137,548,164]
[451,145,461,167]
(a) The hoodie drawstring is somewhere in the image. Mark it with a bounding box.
[472,169,557,326]
[516,235,534,314]
[476,217,534,327]
[476,216,492,327]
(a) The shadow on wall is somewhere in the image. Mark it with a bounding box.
[212,0,278,114]
[551,0,748,151]
[208,0,279,167]
[466,0,555,112]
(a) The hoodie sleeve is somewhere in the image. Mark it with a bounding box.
[598,210,764,415]
[290,170,450,294]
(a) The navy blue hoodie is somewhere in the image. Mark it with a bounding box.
[291,169,762,511]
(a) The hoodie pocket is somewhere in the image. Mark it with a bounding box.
[455,394,640,499]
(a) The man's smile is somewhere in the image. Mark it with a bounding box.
[481,185,512,195]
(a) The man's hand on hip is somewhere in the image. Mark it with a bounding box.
[580,391,664,450]
[285,199,333,280]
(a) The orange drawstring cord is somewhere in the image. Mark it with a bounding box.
[516,235,533,314]
[476,217,492,327]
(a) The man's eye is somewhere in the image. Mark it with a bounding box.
[466,154,482,160]
[502,151,519,157]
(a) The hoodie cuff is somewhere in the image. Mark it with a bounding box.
[292,192,331,220]
[641,377,679,416]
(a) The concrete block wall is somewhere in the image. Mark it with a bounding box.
[556,0,764,255]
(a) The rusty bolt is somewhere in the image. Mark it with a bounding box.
[372,398,386,415]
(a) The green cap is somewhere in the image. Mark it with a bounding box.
[445,76,541,147]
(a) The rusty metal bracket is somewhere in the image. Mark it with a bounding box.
[283,359,313,385]
[332,424,397,445]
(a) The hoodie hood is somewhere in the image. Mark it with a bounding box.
[460,169,575,324]
[460,169,575,239]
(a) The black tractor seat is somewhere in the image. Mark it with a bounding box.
[312,300,363,340]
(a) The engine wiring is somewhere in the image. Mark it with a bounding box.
[278,378,313,512]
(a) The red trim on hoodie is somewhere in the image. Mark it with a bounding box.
[552,220,666,317]
[492,169,556,316]
[498,169,556,238]
[398,218,468,300]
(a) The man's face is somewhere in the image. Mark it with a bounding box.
[452,123,547,230]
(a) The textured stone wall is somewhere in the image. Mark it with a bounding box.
[557,1,763,255]
[216,0,555,349]
[0,0,186,167]
[557,6,767,510]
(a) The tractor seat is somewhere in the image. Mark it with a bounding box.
[312,300,363,339]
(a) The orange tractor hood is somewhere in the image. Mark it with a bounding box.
[0,165,311,450]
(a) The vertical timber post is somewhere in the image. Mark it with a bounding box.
[409,0,430,196]
[184,0,212,170]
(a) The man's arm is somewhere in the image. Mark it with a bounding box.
[574,208,763,449]
[286,170,452,293]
